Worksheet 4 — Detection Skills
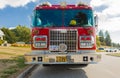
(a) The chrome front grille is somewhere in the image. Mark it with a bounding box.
[49,29,77,52]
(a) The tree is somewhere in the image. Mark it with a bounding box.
[0,40,4,45]
[112,43,116,47]
[1,27,16,43]
[99,30,105,45]
[96,35,101,47]
[117,43,120,47]
[112,43,120,48]
[12,25,31,43]
[105,31,111,46]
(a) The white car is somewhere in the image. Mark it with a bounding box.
[106,48,118,52]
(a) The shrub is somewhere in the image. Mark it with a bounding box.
[0,40,4,45]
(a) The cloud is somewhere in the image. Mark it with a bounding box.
[0,0,37,9]
[90,0,120,31]
[110,31,120,43]
[90,0,120,43]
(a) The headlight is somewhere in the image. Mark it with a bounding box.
[80,36,94,48]
[33,36,47,48]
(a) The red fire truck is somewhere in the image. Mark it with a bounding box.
[25,2,101,66]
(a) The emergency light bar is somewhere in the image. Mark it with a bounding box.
[60,2,67,7]
[38,1,52,7]
[76,2,88,6]
[37,1,88,8]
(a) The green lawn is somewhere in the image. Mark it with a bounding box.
[106,53,120,57]
[0,46,31,78]
[0,56,29,78]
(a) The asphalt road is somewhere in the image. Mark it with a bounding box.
[28,53,120,78]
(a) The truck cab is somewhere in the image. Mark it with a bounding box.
[24,2,101,66]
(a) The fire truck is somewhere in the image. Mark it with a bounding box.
[25,2,101,66]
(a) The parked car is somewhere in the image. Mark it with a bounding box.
[113,48,119,52]
[98,47,105,51]
[106,48,118,52]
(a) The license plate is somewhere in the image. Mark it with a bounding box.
[56,56,67,62]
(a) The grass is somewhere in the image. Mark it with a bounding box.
[0,46,31,78]
[0,56,28,78]
[106,53,120,57]
[3,68,18,74]
[0,46,31,59]
[0,59,15,64]
[14,56,27,68]
[0,52,14,55]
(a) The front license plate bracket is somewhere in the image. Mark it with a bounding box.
[56,56,67,62]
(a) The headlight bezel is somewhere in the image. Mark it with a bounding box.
[33,35,47,48]
[79,36,94,48]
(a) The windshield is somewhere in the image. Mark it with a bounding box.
[32,9,94,27]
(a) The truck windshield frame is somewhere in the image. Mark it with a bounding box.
[32,9,94,27]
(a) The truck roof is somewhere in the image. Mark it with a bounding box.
[35,5,92,10]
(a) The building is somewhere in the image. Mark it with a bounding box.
[0,29,4,40]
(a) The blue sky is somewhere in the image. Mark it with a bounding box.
[0,2,36,28]
[0,0,120,43]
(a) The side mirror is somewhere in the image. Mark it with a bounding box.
[94,15,98,27]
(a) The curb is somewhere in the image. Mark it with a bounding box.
[17,64,38,78]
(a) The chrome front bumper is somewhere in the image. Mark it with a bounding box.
[24,52,101,64]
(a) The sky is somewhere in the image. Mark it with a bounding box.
[0,0,120,43]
